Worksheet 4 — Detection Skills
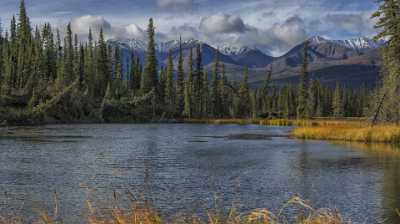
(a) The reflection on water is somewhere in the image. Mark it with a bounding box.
[0,124,399,224]
[335,142,400,223]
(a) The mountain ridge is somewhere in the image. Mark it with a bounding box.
[108,36,384,88]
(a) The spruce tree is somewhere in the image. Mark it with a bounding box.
[0,21,3,91]
[142,18,158,94]
[219,63,228,117]
[202,70,209,117]
[237,67,251,118]
[193,44,203,117]
[10,16,17,90]
[96,28,109,98]
[306,79,317,118]
[42,23,56,81]
[158,67,167,103]
[332,83,344,118]
[134,57,142,92]
[211,52,221,117]
[262,68,273,115]
[16,0,32,89]
[78,45,85,88]
[85,28,95,96]
[184,81,192,118]
[63,23,74,85]
[113,47,123,99]
[165,51,175,114]
[129,53,137,92]
[175,37,185,116]
[186,47,194,117]
[297,40,310,119]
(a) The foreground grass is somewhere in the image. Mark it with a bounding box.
[0,196,345,224]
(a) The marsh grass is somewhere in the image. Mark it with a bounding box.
[0,195,346,224]
[293,124,400,145]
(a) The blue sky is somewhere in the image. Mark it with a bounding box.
[0,0,379,55]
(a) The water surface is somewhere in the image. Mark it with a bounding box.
[0,124,399,223]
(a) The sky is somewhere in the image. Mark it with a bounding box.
[0,0,379,56]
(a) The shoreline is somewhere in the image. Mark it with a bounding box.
[2,118,400,146]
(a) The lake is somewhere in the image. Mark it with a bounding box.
[0,124,399,223]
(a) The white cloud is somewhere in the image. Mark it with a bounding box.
[70,15,112,39]
[270,16,307,49]
[69,15,146,41]
[186,14,306,56]
[200,14,247,34]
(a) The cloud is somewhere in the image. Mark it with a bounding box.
[170,24,202,40]
[69,15,146,41]
[270,16,307,49]
[157,0,192,9]
[164,14,308,56]
[323,13,375,37]
[70,15,112,38]
[200,14,248,34]
[121,24,146,39]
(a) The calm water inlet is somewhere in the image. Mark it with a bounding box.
[0,124,399,223]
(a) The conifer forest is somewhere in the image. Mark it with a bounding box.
[0,1,379,126]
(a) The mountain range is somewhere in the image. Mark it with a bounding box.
[108,36,385,88]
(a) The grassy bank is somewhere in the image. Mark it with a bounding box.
[0,196,345,224]
[293,123,400,145]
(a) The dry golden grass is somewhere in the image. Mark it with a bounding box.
[293,123,400,144]
[0,196,346,224]
[86,196,345,224]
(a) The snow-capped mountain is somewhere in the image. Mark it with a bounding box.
[109,36,384,88]
[218,45,273,68]
[309,36,385,51]
[219,45,256,56]
[157,39,201,53]
[108,38,203,54]
[108,38,147,53]
[334,37,385,50]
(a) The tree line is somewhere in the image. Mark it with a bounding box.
[0,1,371,125]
